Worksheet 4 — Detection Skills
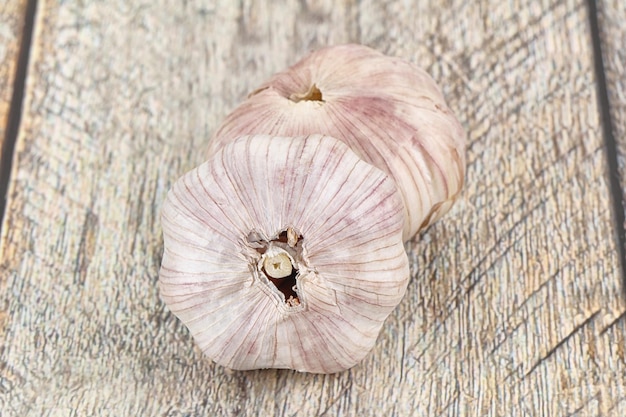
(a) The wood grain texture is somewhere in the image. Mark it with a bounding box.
[596,1,626,412]
[0,0,624,416]
[0,0,28,153]
[598,0,626,261]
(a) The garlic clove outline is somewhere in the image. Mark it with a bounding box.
[208,44,466,240]
[160,134,410,373]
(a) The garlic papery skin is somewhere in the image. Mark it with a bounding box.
[160,134,409,374]
[208,44,466,240]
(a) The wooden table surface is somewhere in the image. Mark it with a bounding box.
[1,1,625,416]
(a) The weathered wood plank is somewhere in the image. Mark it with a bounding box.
[0,0,28,405]
[0,0,28,162]
[598,0,626,257]
[596,1,626,412]
[598,0,626,183]
[0,0,624,416]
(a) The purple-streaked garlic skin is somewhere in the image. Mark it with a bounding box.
[160,134,409,373]
[208,44,466,240]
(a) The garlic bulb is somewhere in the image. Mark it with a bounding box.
[208,44,466,240]
[160,134,410,373]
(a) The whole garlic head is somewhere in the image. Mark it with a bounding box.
[160,134,409,373]
[209,44,466,240]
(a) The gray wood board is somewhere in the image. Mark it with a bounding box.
[0,0,28,155]
[0,0,624,415]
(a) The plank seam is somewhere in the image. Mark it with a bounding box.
[524,310,600,378]
[587,0,626,299]
[0,0,38,234]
